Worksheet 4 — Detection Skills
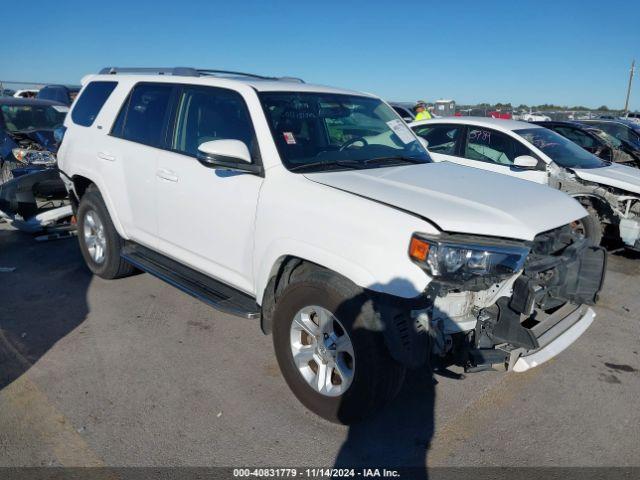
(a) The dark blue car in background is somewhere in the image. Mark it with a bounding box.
[0,97,68,182]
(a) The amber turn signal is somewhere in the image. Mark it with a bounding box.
[409,236,430,263]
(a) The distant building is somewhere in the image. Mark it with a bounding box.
[434,99,456,117]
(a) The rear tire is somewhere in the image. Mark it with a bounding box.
[272,265,405,424]
[77,185,135,279]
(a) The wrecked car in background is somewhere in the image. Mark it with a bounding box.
[533,120,640,168]
[0,97,72,232]
[411,117,640,250]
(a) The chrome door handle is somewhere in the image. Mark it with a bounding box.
[97,152,116,162]
[156,169,179,182]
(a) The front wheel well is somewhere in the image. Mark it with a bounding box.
[573,194,614,224]
[260,256,330,335]
[72,175,94,200]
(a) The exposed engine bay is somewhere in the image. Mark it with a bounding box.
[424,225,606,371]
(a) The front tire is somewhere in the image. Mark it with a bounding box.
[572,210,603,246]
[77,185,135,279]
[272,266,405,424]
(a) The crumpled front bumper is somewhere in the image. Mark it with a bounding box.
[509,305,595,372]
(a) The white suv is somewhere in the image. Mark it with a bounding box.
[58,68,606,423]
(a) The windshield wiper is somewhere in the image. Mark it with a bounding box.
[362,156,426,166]
[289,159,363,172]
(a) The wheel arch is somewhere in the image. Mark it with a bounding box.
[570,193,615,222]
[71,174,128,238]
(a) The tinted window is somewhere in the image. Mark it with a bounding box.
[591,122,640,145]
[392,106,412,119]
[553,126,596,148]
[71,81,117,127]
[514,128,606,169]
[464,127,530,165]
[171,86,258,158]
[113,83,173,147]
[412,124,460,155]
[0,104,67,132]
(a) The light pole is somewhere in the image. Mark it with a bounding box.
[624,59,635,114]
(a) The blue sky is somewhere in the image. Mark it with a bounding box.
[2,0,639,109]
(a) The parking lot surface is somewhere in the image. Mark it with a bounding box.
[0,223,638,468]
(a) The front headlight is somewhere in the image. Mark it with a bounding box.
[12,148,57,166]
[408,233,530,283]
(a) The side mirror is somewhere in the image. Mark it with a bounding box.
[513,155,540,170]
[197,140,263,175]
[418,137,429,150]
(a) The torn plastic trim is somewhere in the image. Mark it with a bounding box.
[511,306,595,372]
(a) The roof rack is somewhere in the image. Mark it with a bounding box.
[98,67,304,83]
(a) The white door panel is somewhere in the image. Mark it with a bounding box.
[155,150,263,294]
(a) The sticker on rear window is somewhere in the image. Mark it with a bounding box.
[51,105,70,113]
[386,119,415,144]
[283,132,296,144]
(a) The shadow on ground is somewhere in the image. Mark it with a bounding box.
[0,226,91,389]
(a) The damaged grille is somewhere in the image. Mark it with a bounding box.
[478,224,606,352]
[513,224,607,313]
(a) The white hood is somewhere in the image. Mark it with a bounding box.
[305,163,587,241]
[573,163,640,195]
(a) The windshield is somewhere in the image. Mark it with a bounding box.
[259,92,430,172]
[1,104,67,132]
[514,127,607,169]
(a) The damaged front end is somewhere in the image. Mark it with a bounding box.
[467,225,605,372]
[383,225,606,373]
[0,168,71,232]
[551,170,640,250]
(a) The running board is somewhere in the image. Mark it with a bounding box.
[121,243,260,320]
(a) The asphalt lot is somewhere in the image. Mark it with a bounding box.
[0,222,638,469]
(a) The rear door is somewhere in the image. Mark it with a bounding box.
[104,82,175,245]
[455,125,549,184]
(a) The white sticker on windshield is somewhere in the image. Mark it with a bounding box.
[386,119,415,144]
[51,105,69,113]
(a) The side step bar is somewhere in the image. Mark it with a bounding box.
[121,243,260,320]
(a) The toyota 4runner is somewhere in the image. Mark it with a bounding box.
[57,67,606,424]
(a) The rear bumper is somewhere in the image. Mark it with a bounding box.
[510,306,595,372]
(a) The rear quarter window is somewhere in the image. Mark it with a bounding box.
[71,81,118,127]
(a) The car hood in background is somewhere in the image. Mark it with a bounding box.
[573,163,640,195]
[7,129,58,153]
[305,162,586,241]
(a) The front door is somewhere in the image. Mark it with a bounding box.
[155,85,264,295]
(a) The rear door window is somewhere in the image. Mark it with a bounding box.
[463,127,530,165]
[412,124,460,155]
[111,83,174,147]
[71,81,117,127]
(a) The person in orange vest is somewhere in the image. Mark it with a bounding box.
[414,101,432,121]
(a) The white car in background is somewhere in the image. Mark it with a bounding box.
[410,117,640,249]
[12,89,39,98]
[521,111,552,122]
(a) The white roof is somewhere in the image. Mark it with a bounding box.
[83,72,373,97]
[409,116,543,132]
